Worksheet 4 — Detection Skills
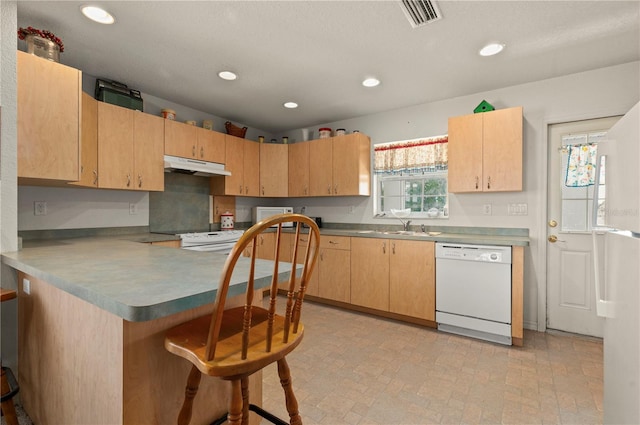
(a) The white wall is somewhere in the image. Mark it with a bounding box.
[284,61,640,332]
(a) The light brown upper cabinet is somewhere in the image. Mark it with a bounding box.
[259,143,288,197]
[17,51,81,183]
[72,92,98,188]
[97,102,164,191]
[211,135,259,196]
[165,120,225,163]
[288,142,310,197]
[448,106,523,193]
[308,133,371,197]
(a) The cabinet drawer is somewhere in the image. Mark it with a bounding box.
[320,236,350,250]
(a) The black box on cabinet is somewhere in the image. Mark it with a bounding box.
[95,79,144,111]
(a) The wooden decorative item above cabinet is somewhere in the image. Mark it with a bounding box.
[448,106,523,193]
[17,51,81,184]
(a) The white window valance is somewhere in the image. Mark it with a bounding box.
[374,135,448,175]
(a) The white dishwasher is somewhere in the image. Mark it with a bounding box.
[435,242,512,345]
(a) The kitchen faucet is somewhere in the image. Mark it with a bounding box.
[401,219,411,231]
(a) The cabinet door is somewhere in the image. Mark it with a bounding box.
[133,112,164,191]
[288,142,310,197]
[350,237,390,311]
[482,106,523,192]
[243,140,260,197]
[164,120,197,159]
[332,134,371,196]
[98,102,134,189]
[308,138,333,196]
[447,113,483,193]
[17,51,81,182]
[389,240,435,320]
[73,92,98,187]
[221,135,245,195]
[318,248,350,303]
[197,128,225,163]
[260,144,288,197]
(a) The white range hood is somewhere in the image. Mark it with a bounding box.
[163,155,231,177]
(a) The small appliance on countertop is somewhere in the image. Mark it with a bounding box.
[252,206,294,227]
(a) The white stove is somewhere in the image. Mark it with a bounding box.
[178,230,244,253]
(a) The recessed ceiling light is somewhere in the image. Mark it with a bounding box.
[479,43,505,57]
[218,71,237,81]
[283,102,298,109]
[362,77,381,88]
[81,6,115,24]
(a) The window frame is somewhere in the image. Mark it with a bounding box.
[373,170,449,219]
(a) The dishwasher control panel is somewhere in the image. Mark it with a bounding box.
[435,243,511,264]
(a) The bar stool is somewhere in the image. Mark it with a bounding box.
[1,288,19,425]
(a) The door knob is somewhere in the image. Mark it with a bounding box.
[548,219,558,228]
[548,235,566,243]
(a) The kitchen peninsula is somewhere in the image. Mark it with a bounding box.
[1,237,290,425]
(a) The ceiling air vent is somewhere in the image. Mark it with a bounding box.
[399,0,442,28]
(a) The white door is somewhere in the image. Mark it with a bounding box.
[547,116,620,337]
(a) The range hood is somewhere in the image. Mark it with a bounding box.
[164,155,231,177]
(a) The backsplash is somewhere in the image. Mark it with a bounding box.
[149,173,211,233]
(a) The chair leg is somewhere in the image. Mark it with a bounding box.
[241,377,250,425]
[227,379,243,425]
[1,367,19,425]
[277,358,302,425]
[177,365,202,425]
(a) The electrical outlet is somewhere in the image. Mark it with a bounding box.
[483,204,492,215]
[129,203,138,215]
[23,278,31,295]
[34,201,47,216]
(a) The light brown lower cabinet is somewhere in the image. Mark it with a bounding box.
[350,237,390,311]
[317,236,351,303]
[389,240,435,320]
[350,238,435,319]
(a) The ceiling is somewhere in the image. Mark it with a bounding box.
[17,1,640,134]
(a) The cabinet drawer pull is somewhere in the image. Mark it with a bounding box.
[126,173,131,187]
[392,242,395,254]
[93,170,98,186]
[200,146,204,158]
[383,241,386,254]
[239,185,243,194]
[327,184,331,194]
[245,186,249,195]
[334,184,338,194]
[138,174,143,188]
[487,176,491,189]
[192,145,196,156]
[475,176,479,189]
[329,240,339,245]
[261,185,265,196]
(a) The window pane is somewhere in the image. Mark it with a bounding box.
[562,199,588,231]
[424,178,447,195]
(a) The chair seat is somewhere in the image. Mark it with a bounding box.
[165,306,305,379]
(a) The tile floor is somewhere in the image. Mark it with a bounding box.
[262,300,603,425]
[2,299,603,425]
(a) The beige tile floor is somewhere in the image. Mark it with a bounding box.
[262,300,603,425]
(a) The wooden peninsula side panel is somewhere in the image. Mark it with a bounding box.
[17,272,261,425]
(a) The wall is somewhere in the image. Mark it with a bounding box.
[283,61,640,332]
[1,0,19,384]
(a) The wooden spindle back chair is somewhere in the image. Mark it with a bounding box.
[165,213,321,425]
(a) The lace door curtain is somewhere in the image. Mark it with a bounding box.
[374,136,448,175]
